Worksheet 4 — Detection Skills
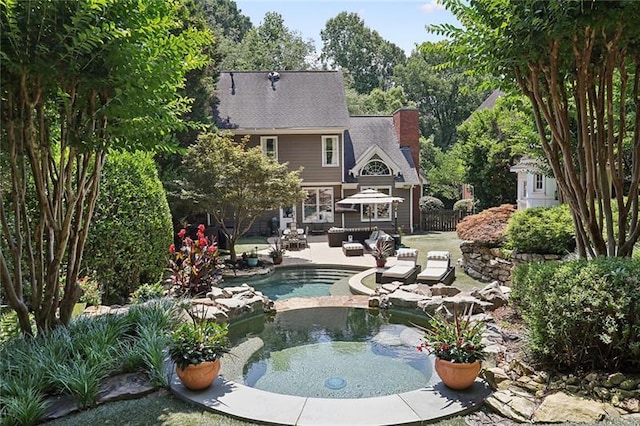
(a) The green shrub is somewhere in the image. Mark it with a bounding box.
[505,204,575,254]
[511,257,640,371]
[419,196,445,213]
[83,151,172,303]
[453,198,475,212]
[130,282,165,304]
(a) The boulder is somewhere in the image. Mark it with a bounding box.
[387,289,426,308]
[484,367,510,391]
[485,389,536,423]
[471,281,508,310]
[533,392,609,423]
[429,283,461,297]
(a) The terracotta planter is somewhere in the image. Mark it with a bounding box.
[175,359,221,390]
[375,258,387,268]
[434,358,481,390]
[272,256,283,265]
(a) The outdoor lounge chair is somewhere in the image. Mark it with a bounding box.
[364,229,389,249]
[381,248,421,284]
[416,251,455,285]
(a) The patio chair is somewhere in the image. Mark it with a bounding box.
[416,251,455,285]
[364,229,389,249]
[380,249,421,284]
[297,226,309,249]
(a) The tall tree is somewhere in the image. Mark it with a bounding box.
[345,86,414,116]
[223,12,315,71]
[455,97,536,210]
[321,12,406,94]
[435,0,640,257]
[183,132,306,261]
[420,136,465,202]
[393,43,489,149]
[0,0,211,334]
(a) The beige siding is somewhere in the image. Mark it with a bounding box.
[242,134,342,183]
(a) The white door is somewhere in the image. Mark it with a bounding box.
[280,206,296,230]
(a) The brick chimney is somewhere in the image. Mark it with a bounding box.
[393,108,420,175]
[393,108,421,230]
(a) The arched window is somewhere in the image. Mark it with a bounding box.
[361,160,390,176]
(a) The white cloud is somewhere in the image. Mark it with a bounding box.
[419,1,445,14]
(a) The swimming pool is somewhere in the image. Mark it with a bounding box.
[228,307,437,399]
[222,266,363,300]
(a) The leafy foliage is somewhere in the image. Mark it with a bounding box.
[345,86,415,116]
[421,136,466,201]
[434,0,640,257]
[453,199,475,212]
[83,151,172,303]
[417,305,486,363]
[321,12,406,94]
[511,258,640,371]
[169,318,229,370]
[129,282,166,304]
[0,0,211,333]
[167,225,222,296]
[505,205,575,254]
[456,204,516,246]
[221,11,315,71]
[0,299,181,414]
[182,132,306,260]
[419,196,445,213]
[456,96,537,210]
[394,43,490,149]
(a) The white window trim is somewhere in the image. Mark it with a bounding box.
[322,135,339,167]
[302,187,335,223]
[260,136,278,160]
[533,174,544,192]
[361,159,391,176]
[360,186,392,222]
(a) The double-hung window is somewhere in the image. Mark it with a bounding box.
[322,136,339,167]
[260,136,278,160]
[533,174,544,192]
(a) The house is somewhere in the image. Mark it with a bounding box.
[214,70,422,233]
[510,157,559,210]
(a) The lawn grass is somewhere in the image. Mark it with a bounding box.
[230,236,270,256]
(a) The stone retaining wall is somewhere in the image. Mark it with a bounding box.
[460,241,564,286]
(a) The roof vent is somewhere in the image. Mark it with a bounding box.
[268,71,280,90]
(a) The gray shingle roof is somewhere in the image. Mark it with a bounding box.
[215,71,350,130]
[345,116,420,184]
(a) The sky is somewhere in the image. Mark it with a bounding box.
[234,0,459,55]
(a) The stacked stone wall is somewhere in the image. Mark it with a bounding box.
[459,241,563,286]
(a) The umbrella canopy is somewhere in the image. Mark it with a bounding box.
[337,189,404,230]
[337,189,404,206]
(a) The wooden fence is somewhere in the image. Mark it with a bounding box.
[420,210,467,232]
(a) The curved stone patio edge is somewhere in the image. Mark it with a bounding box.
[170,372,491,426]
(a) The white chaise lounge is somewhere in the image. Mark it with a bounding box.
[416,250,455,285]
[381,248,421,284]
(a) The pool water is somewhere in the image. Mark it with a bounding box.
[223,267,360,300]
[230,307,436,399]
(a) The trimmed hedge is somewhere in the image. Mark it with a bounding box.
[505,204,575,254]
[83,151,172,303]
[453,198,474,212]
[419,196,444,213]
[511,257,640,371]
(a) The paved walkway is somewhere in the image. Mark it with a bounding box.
[171,234,492,425]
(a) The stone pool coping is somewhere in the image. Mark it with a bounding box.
[169,296,492,426]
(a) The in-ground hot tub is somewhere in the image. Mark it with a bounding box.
[227,306,438,398]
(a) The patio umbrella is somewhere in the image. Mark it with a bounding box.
[336,189,404,230]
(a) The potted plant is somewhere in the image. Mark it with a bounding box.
[169,309,230,391]
[247,246,259,267]
[268,240,286,265]
[417,304,486,390]
[371,237,394,267]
